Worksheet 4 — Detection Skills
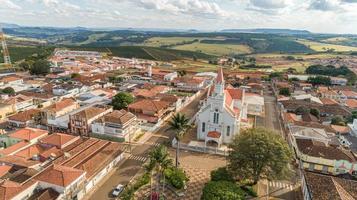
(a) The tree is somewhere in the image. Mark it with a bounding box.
[164,167,188,189]
[211,167,234,182]
[295,106,309,115]
[149,145,173,194]
[18,61,32,71]
[331,116,345,126]
[177,70,187,77]
[201,181,244,200]
[1,87,15,95]
[310,108,320,118]
[168,113,190,168]
[111,92,134,110]
[228,128,292,184]
[308,76,331,86]
[29,60,50,75]
[279,88,290,96]
[71,73,80,79]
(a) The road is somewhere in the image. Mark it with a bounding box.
[256,84,282,133]
[88,90,206,200]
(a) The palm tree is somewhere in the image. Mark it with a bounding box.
[168,113,190,168]
[149,145,172,197]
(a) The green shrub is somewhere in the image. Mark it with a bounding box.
[120,172,150,200]
[241,185,257,197]
[164,167,188,189]
[210,167,234,182]
[201,181,244,200]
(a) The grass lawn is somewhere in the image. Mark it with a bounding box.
[173,42,252,56]
[297,39,357,52]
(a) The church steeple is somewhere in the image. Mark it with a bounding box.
[214,67,225,96]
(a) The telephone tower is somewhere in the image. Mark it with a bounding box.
[0,27,12,67]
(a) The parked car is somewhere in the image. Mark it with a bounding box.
[112,184,124,197]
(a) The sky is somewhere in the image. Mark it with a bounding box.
[1,0,357,34]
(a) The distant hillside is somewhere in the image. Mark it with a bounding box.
[221,28,311,35]
[0,22,21,29]
[68,46,215,61]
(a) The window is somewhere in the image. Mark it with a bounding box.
[202,122,206,132]
[226,126,230,136]
[213,113,219,124]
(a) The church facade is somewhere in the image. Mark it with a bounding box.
[196,67,246,146]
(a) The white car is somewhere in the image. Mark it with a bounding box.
[112,184,124,197]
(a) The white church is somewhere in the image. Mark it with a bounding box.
[196,67,247,146]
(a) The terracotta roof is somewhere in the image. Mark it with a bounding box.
[0,76,22,83]
[0,180,36,200]
[128,99,170,112]
[73,106,111,120]
[40,133,78,148]
[9,128,48,141]
[226,88,243,100]
[216,67,224,84]
[14,144,48,159]
[0,94,32,105]
[317,86,329,93]
[207,131,221,138]
[0,141,30,156]
[0,165,12,178]
[35,164,85,187]
[331,125,350,134]
[100,110,136,125]
[284,112,300,123]
[340,90,357,97]
[45,98,76,112]
[345,99,357,109]
[0,155,39,167]
[296,138,356,162]
[320,98,338,105]
[304,171,357,200]
[8,109,40,123]
[19,91,54,99]
[28,188,59,200]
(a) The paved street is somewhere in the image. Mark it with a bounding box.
[87,90,207,200]
[256,84,282,133]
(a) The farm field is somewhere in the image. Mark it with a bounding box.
[173,42,252,56]
[297,39,357,52]
[143,37,201,47]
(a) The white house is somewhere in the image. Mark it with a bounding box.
[164,72,178,81]
[196,67,244,146]
[91,110,139,141]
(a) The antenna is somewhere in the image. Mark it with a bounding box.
[0,26,12,68]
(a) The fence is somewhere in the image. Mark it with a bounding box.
[172,139,228,156]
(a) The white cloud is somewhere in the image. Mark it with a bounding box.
[0,0,22,10]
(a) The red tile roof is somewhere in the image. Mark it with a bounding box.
[8,109,40,123]
[320,98,338,105]
[207,131,221,138]
[9,128,48,142]
[345,99,357,109]
[128,99,170,112]
[40,133,78,149]
[35,164,85,187]
[45,98,76,112]
[0,180,36,200]
[0,165,12,178]
[14,144,47,159]
[0,141,30,156]
[226,88,243,100]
